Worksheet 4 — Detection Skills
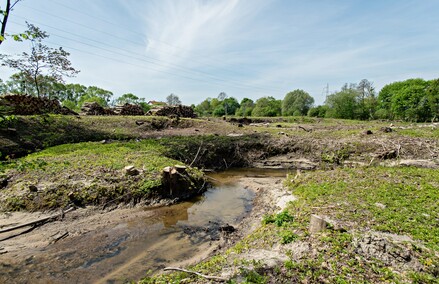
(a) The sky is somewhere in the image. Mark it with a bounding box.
[0,0,438,105]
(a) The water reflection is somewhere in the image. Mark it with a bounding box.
[1,171,266,284]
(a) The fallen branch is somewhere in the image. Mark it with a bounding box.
[298,126,312,132]
[0,224,38,241]
[0,207,74,235]
[50,231,69,244]
[163,267,228,282]
[189,143,203,167]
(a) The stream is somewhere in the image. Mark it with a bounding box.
[0,169,288,283]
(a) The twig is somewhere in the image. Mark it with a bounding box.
[163,267,228,282]
[368,157,375,166]
[223,158,228,169]
[189,143,203,167]
[0,207,74,235]
[205,175,221,182]
[50,232,69,244]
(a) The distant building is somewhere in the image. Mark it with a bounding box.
[147,100,166,106]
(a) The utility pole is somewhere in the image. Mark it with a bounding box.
[322,83,329,101]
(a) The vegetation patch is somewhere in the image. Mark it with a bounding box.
[143,166,439,283]
[0,139,205,211]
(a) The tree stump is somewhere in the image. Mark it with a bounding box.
[309,214,327,234]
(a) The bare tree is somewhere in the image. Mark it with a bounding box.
[217,92,228,115]
[217,92,227,101]
[0,0,21,45]
[1,23,79,97]
[166,93,181,106]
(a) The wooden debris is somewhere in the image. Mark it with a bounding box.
[124,165,140,176]
[0,207,75,235]
[50,231,69,244]
[81,102,115,115]
[114,103,144,115]
[152,105,197,118]
[0,94,78,115]
[380,127,393,133]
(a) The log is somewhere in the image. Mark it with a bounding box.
[153,105,197,118]
[1,94,78,115]
[0,207,74,234]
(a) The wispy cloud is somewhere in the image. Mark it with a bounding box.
[136,0,271,73]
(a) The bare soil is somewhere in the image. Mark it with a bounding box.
[0,175,286,283]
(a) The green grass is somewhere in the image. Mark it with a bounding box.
[287,166,439,250]
[143,166,439,283]
[0,139,204,211]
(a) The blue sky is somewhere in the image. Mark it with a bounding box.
[1,0,438,105]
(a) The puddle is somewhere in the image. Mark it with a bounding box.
[1,171,281,284]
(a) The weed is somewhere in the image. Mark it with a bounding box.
[262,210,294,227]
[279,230,298,244]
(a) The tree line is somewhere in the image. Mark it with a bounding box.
[194,78,439,122]
[1,21,438,122]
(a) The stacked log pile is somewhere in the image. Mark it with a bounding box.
[114,104,144,116]
[81,102,115,115]
[0,94,78,115]
[154,105,196,118]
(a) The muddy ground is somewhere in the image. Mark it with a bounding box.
[0,175,288,283]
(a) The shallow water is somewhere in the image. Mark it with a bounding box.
[2,170,286,284]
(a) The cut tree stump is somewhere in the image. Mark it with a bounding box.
[309,214,327,234]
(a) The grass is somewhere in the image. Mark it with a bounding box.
[142,166,439,283]
[287,166,439,250]
[0,139,204,211]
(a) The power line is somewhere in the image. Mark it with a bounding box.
[47,0,232,67]
[4,25,282,95]
[22,1,260,84]
[9,17,284,93]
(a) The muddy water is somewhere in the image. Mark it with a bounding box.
[1,170,288,284]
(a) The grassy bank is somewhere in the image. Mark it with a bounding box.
[143,166,439,283]
[0,140,204,211]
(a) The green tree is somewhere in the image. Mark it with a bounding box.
[116,93,140,105]
[0,23,79,96]
[252,96,281,117]
[378,78,431,122]
[0,0,21,45]
[213,105,225,116]
[325,88,359,119]
[426,78,439,121]
[74,86,113,109]
[236,98,255,117]
[223,97,240,116]
[308,105,328,118]
[282,89,314,116]
[85,86,112,104]
[194,98,212,116]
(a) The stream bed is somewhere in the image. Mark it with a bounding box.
[0,169,288,283]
